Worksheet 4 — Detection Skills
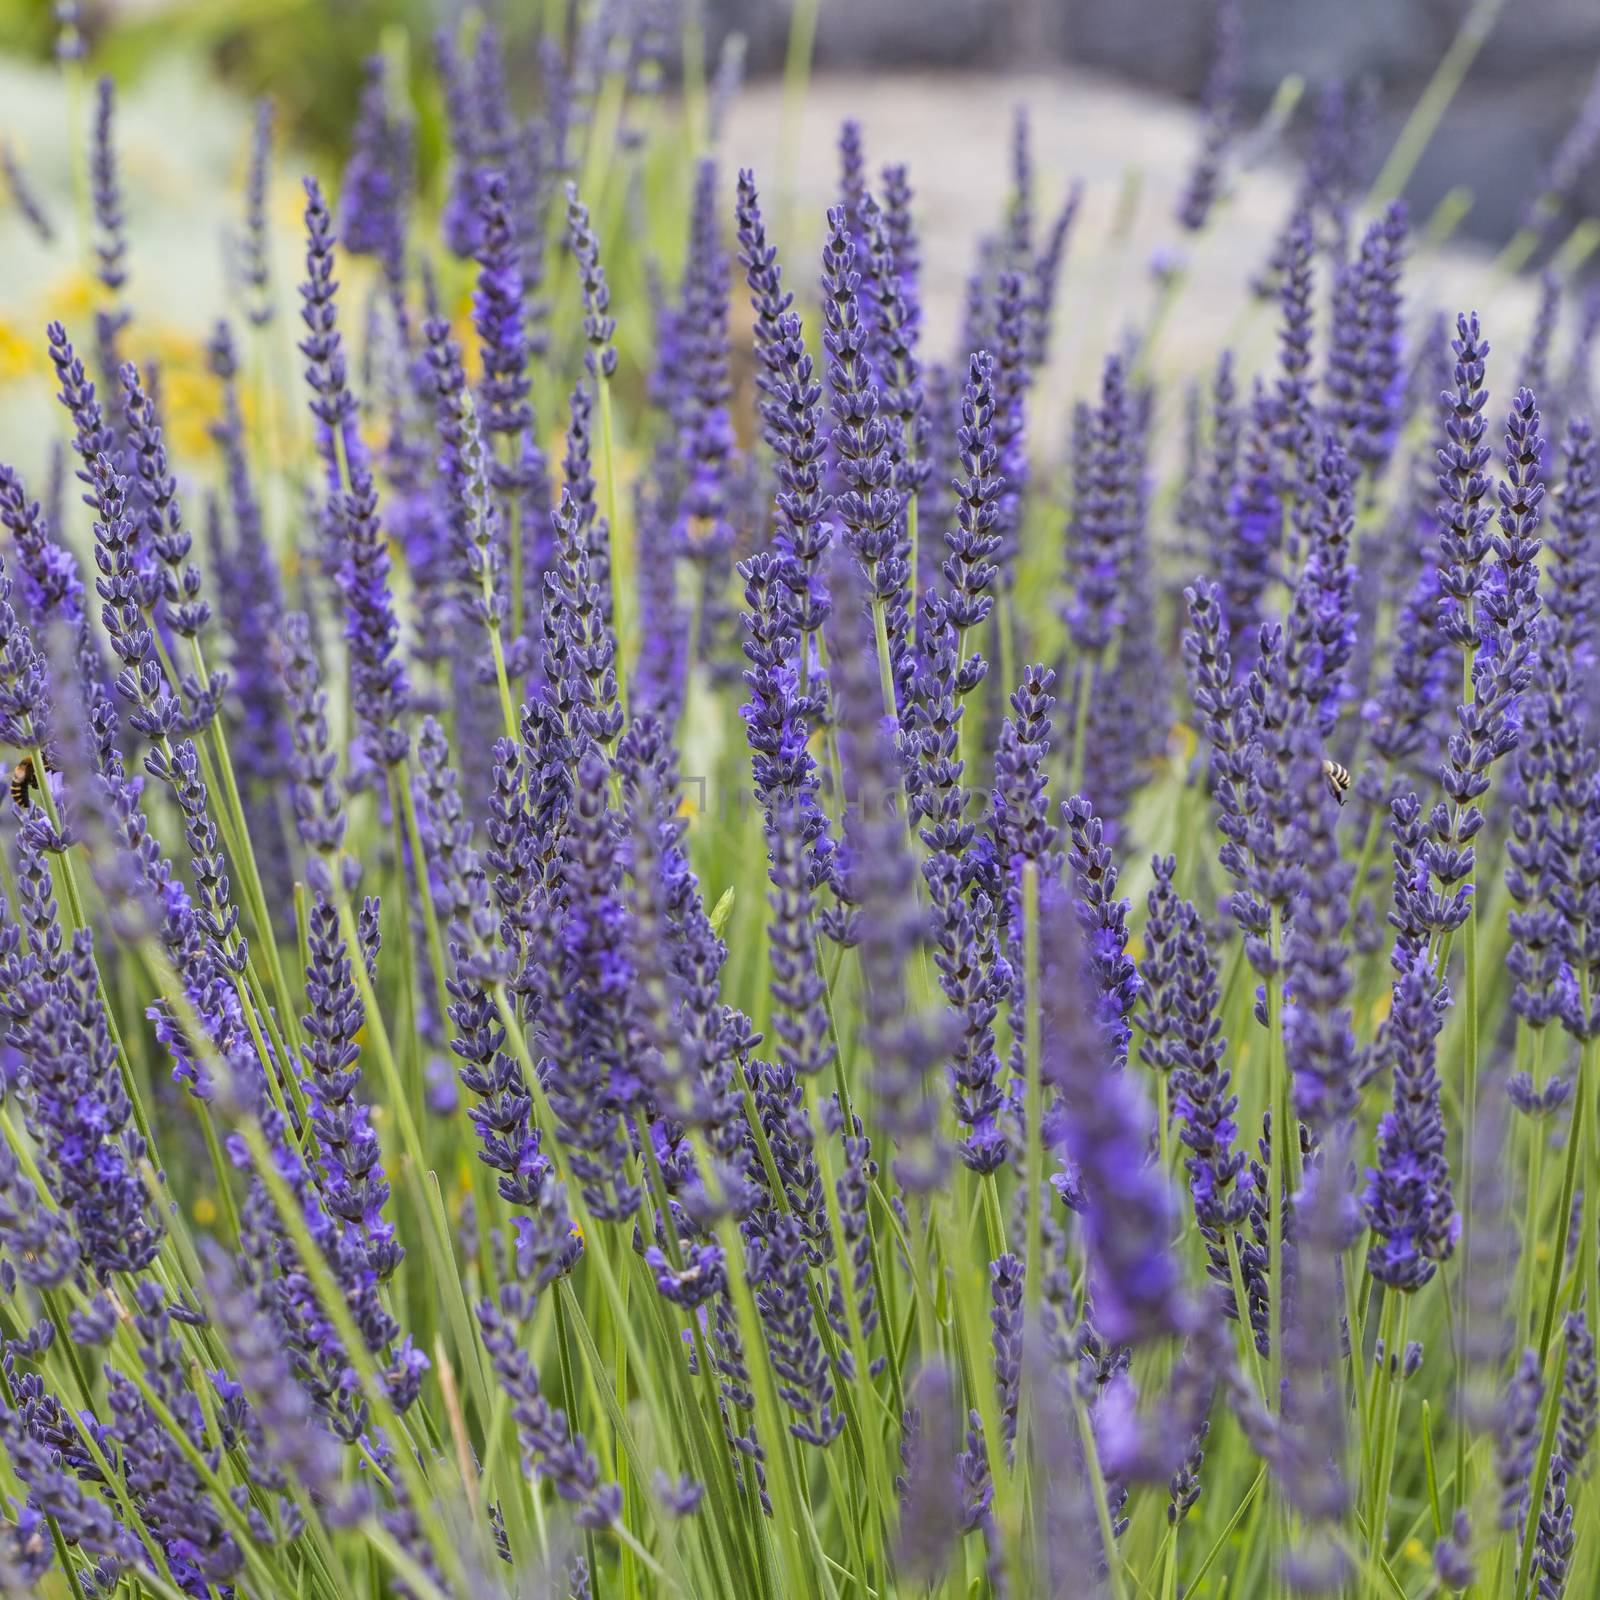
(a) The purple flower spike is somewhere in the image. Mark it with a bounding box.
[1284,432,1358,734]
[339,55,412,282]
[1147,880,1257,1334]
[822,204,905,600]
[238,98,275,326]
[736,169,833,641]
[880,162,923,346]
[1066,354,1135,660]
[1,139,55,245]
[908,593,1007,1173]
[1436,313,1497,656]
[1364,954,1457,1289]
[830,552,950,1192]
[473,170,534,443]
[1027,180,1084,377]
[1276,1141,1354,1595]
[1175,0,1241,233]
[1283,729,1362,1138]
[303,894,402,1283]
[943,349,1003,656]
[1496,1349,1543,1534]
[565,181,617,381]
[1038,871,1187,1348]
[1272,210,1317,522]
[479,1203,614,1528]
[1560,1311,1596,1473]
[299,177,410,767]
[1326,202,1407,476]
[675,161,738,612]
[90,77,130,361]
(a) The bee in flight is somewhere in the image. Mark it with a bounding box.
[9,752,58,811]
[1321,758,1351,806]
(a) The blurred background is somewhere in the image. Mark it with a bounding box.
[4,0,1597,245]
[0,0,1589,484]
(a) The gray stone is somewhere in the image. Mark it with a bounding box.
[706,0,1600,246]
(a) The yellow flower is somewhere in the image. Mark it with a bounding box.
[0,321,38,384]
[157,354,224,463]
[274,180,304,234]
[38,265,96,323]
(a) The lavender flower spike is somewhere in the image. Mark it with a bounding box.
[299,177,410,766]
[565,181,617,381]
[1364,953,1458,1290]
[1038,871,1188,1347]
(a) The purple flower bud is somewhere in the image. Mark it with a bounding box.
[1528,60,1600,234]
[895,1362,960,1584]
[1436,313,1498,656]
[1276,1141,1354,1593]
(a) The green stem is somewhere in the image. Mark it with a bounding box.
[392,762,456,1049]
[776,0,821,239]
[1368,0,1506,207]
[1266,908,1286,1414]
[1364,1292,1409,1594]
[1532,1059,1585,1367]
[1514,1331,1571,1600]
[1020,861,1045,1390]
[1073,1392,1131,1600]
[868,577,898,723]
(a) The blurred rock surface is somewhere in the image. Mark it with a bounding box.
[709,0,1600,245]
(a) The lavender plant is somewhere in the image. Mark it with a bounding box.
[1,11,1598,1600]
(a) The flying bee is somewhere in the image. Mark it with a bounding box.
[9,752,58,811]
[1321,757,1351,806]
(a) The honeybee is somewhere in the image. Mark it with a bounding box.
[1321,758,1351,806]
[9,752,57,811]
